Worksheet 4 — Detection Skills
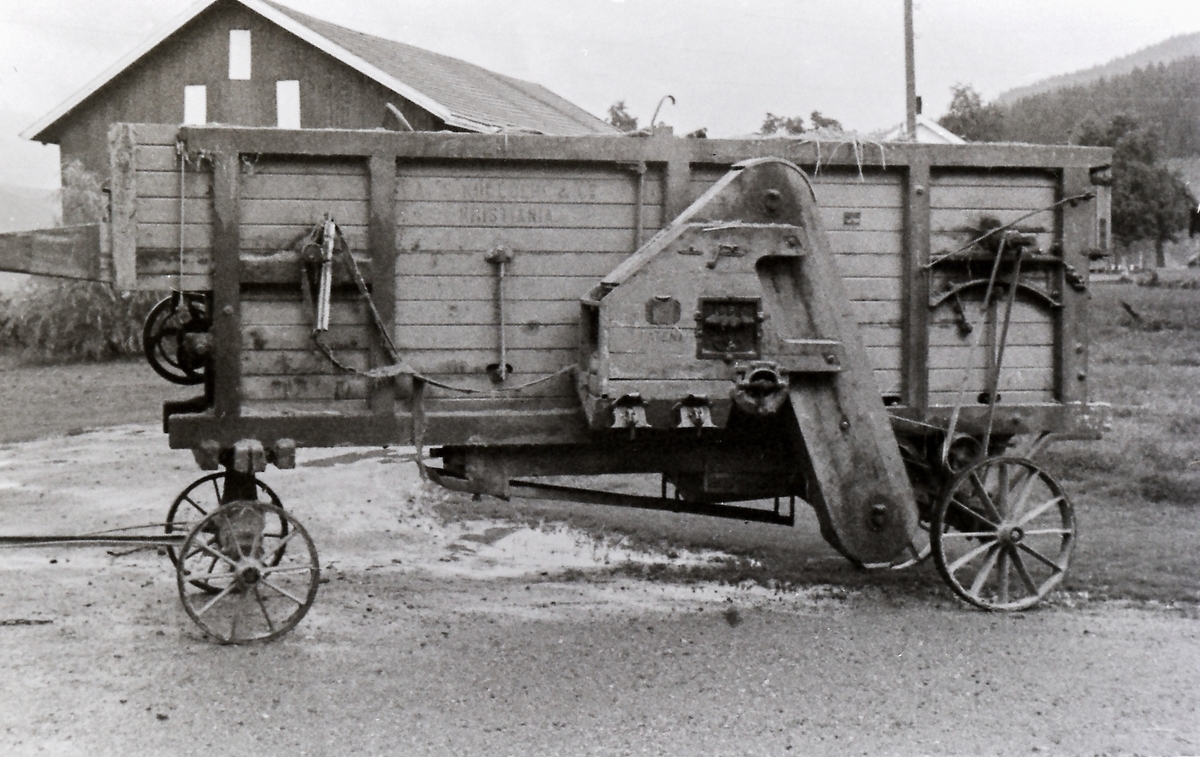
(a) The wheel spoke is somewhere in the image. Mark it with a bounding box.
[262,531,299,565]
[229,587,253,640]
[211,477,222,503]
[1009,470,1039,521]
[194,580,239,617]
[220,513,244,559]
[996,465,1011,519]
[947,496,1000,529]
[1021,528,1072,536]
[182,496,208,517]
[967,544,1001,599]
[968,473,1003,522]
[250,525,263,560]
[996,548,1010,604]
[261,565,315,576]
[193,539,238,569]
[939,530,998,539]
[259,578,306,606]
[1016,496,1064,527]
[254,585,277,633]
[1010,548,1040,594]
[948,538,997,574]
[1016,542,1064,573]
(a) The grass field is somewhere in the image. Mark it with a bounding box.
[1,282,1196,605]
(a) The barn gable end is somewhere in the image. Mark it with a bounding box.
[25,0,616,185]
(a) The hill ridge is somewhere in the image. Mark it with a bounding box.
[997,32,1200,104]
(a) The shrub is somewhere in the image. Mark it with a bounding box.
[0,280,161,362]
[0,159,164,362]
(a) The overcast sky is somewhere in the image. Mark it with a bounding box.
[3,0,1200,188]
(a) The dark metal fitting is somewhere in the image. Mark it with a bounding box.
[182,331,211,357]
[763,188,783,216]
[611,394,650,431]
[868,502,889,532]
[674,395,717,430]
[485,245,514,265]
[731,363,789,417]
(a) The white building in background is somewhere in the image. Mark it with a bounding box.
[877,114,966,144]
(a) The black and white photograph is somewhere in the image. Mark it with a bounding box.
[1,1,1198,754]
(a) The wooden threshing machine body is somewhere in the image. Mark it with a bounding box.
[99,123,1110,572]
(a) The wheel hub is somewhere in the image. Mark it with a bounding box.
[998,525,1025,545]
[237,561,262,585]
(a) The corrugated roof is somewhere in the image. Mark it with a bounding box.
[261,1,615,136]
[24,0,616,142]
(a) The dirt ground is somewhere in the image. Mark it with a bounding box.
[1,424,1198,756]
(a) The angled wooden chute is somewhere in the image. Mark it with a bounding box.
[582,158,919,564]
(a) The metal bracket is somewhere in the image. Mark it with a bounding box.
[611,394,651,433]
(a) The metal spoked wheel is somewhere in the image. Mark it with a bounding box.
[931,456,1075,611]
[165,473,286,593]
[177,502,319,644]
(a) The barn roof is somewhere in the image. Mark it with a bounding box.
[23,0,617,143]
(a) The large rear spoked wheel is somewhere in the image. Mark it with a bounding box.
[177,502,319,644]
[931,456,1075,611]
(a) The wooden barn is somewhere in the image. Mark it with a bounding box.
[22,0,616,186]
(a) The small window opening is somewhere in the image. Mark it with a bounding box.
[229,30,252,80]
[276,80,301,128]
[183,85,207,125]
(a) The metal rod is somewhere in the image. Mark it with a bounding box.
[496,260,507,379]
[981,247,1025,452]
[904,0,917,140]
[633,161,646,250]
[508,479,795,526]
[941,235,1008,468]
[0,535,186,548]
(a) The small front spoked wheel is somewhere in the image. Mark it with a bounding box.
[931,456,1075,611]
[177,502,319,644]
[166,472,287,594]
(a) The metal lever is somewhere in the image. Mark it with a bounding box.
[315,218,337,331]
[485,246,514,383]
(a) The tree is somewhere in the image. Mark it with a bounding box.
[759,113,806,136]
[59,159,105,225]
[606,101,638,133]
[937,84,1005,142]
[809,111,842,130]
[1073,113,1196,267]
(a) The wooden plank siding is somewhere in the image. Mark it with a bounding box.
[392,160,658,410]
[105,125,1110,446]
[926,170,1062,405]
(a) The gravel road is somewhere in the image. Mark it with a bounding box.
[1,426,1197,756]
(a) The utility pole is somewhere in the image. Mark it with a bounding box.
[904,0,917,140]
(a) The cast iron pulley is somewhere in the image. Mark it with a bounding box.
[143,291,210,385]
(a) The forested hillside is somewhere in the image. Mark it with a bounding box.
[997,32,1200,104]
[999,56,1200,157]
